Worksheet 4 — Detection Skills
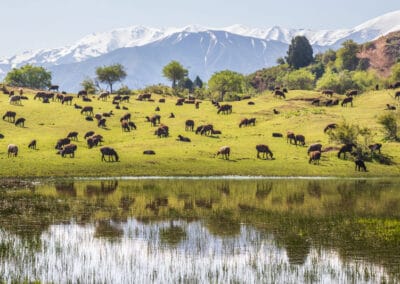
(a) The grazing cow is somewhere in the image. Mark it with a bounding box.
[256,144,273,159]
[338,143,356,159]
[185,120,195,131]
[272,132,283,137]
[98,91,109,101]
[355,159,367,171]
[49,85,59,92]
[143,150,156,155]
[295,134,305,146]
[81,106,94,116]
[59,144,77,158]
[55,138,71,150]
[309,151,321,164]
[273,109,280,114]
[100,147,119,162]
[15,117,25,127]
[216,146,230,160]
[346,90,358,97]
[287,132,296,144]
[87,134,103,149]
[274,90,286,99]
[55,93,64,102]
[307,143,322,154]
[3,111,16,122]
[121,95,130,103]
[322,90,334,97]
[7,144,18,157]
[28,139,37,150]
[67,131,79,141]
[61,95,73,105]
[146,115,161,126]
[77,90,88,97]
[239,118,249,128]
[386,104,396,110]
[97,118,107,128]
[217,104,232,114]
[395,91,400,100]
[177,135,191,142]
[120,113,131,122]
[341,97,353,107]
[368,143,382,154]
[9,95,21,105]
[198,124,214,136]
[128,121,137,130]
[84,131,95,139]
[154,125,169,138]
[121,120,130,132]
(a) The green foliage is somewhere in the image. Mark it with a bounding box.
[247,65,290,92]
[321,49,337,65]
[208,70,245,101]
[279,69,315,90]
[378,113,398,141]
[326,119,364,145]
[162,61,188,88]
[116,85,131,95]
[335,40,360,71]
[193,76,203,89]
[96,64,127,93]
[390,62,400,82]
[316,70,355,94]
[351,70,380,91]
[4,64,51,89]
[177,77,194,92]
[276,57,286,65]
[307,62,325,80]
[286,36,313,69]
[80,78,97,94]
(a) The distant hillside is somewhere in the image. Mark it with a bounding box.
[358,31,400,77]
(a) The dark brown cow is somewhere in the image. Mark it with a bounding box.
[59,144,77,158]
[216,146,230,159]
[61,95,73,105]
[309,151,321,164]
[3,111,16,122]
[55,138,71,150]
[274,90,286,99]
[256,144,273,159]
[185,119,195,131]
[338,143,356,159]
[307,143,322,154]
[177,135,191,142]
[295,134,305,146]
[322,90,334,97]
[368,143,382,154]
[7,144,18,157]
[28,139,37,150]
[84,131,95,139]
[146,115,161,126]
[15,117,26,127]
[395,91,400,100]
[81,106,94,116]
[97,118,107,128]
[154,125,169,138]
[346,90,358,97]
[100,147,119,162]
[287,132,296,144]
[217,104,232,114]
[67,131,79,141]
[355,159,367,171]
[341,97,353,107]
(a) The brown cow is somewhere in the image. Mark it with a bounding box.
[216,146,230,160]
[309,151,321,164]
[256,144,273,159]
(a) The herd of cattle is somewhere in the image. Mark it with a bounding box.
[1,83,399,172]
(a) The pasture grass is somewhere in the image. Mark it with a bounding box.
[0,88,399,177]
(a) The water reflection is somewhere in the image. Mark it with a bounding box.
[0,178,399,283]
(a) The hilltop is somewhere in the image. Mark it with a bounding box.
[0,88,399,178]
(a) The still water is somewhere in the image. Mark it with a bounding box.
[0,178,399,283]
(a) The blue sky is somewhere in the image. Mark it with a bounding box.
[1,0,399,57]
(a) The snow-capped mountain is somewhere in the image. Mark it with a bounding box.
[0,10,399,91]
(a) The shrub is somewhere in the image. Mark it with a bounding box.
[279,69,315,90]
[378,113,398,141]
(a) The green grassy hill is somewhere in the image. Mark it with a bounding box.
[0,88,399,177]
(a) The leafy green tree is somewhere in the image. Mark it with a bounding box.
[390,62,400,82]
[286,36,313,69]
[193,75,203,88]
[357,58,370,71]
[351,70,380,91]
[280,69,315,90]
[378,113,398,141]
[276,57,286,65]
[335,40,360,71]
[178,77,194,92]
[316,70,355,94]
[162,61,188,88]
[80,77,97,94]
[95,64,127,93]
[321,49,337,65]
[5,64,51,89]
[208,70,244,101]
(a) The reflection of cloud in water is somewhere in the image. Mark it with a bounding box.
[0,220,393,283]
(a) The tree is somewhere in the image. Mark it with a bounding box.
[4,64,51,89]
[378,113,398,141]
[276,57,286,65]
[178,77,194,92]
[162,61,188,88]
[390,62,400,82]
[336,40,360,71]
[280,69,315,90]
[193,76,203,88]
[80,77,97,94]
[95,64,127,93]
[286,36,313,69]
[208,70,244,101]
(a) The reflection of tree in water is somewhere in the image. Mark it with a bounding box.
[55,181,76,197]
[286,192,305,205]
[85,180,118,197]
[217,182,230,196]
[256,182,272,200]
[94,220,123,241]
[159,221,187,247]
[205,210,240,237]
[307,181,321,199]
[145,197,169,215]
[120,196,135,211]
[281,233,310,265]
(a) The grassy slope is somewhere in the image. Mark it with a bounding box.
[0,89,399,177]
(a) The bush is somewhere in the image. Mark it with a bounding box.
[316,70,355,94]
[351,70,380,91]
[116,85,131,95]
[326,120,361,145]
[378,113,398,141]
[279,69,315,90]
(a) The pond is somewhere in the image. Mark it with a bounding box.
[0,178,399,283]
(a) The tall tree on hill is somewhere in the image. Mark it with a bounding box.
[162,61,188,89]
[96,64,127,93]
[208,70,244,101]
[5,64,51,89]
[336,40,360,71]
[193,76,203,89]
[286,36,313,69]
